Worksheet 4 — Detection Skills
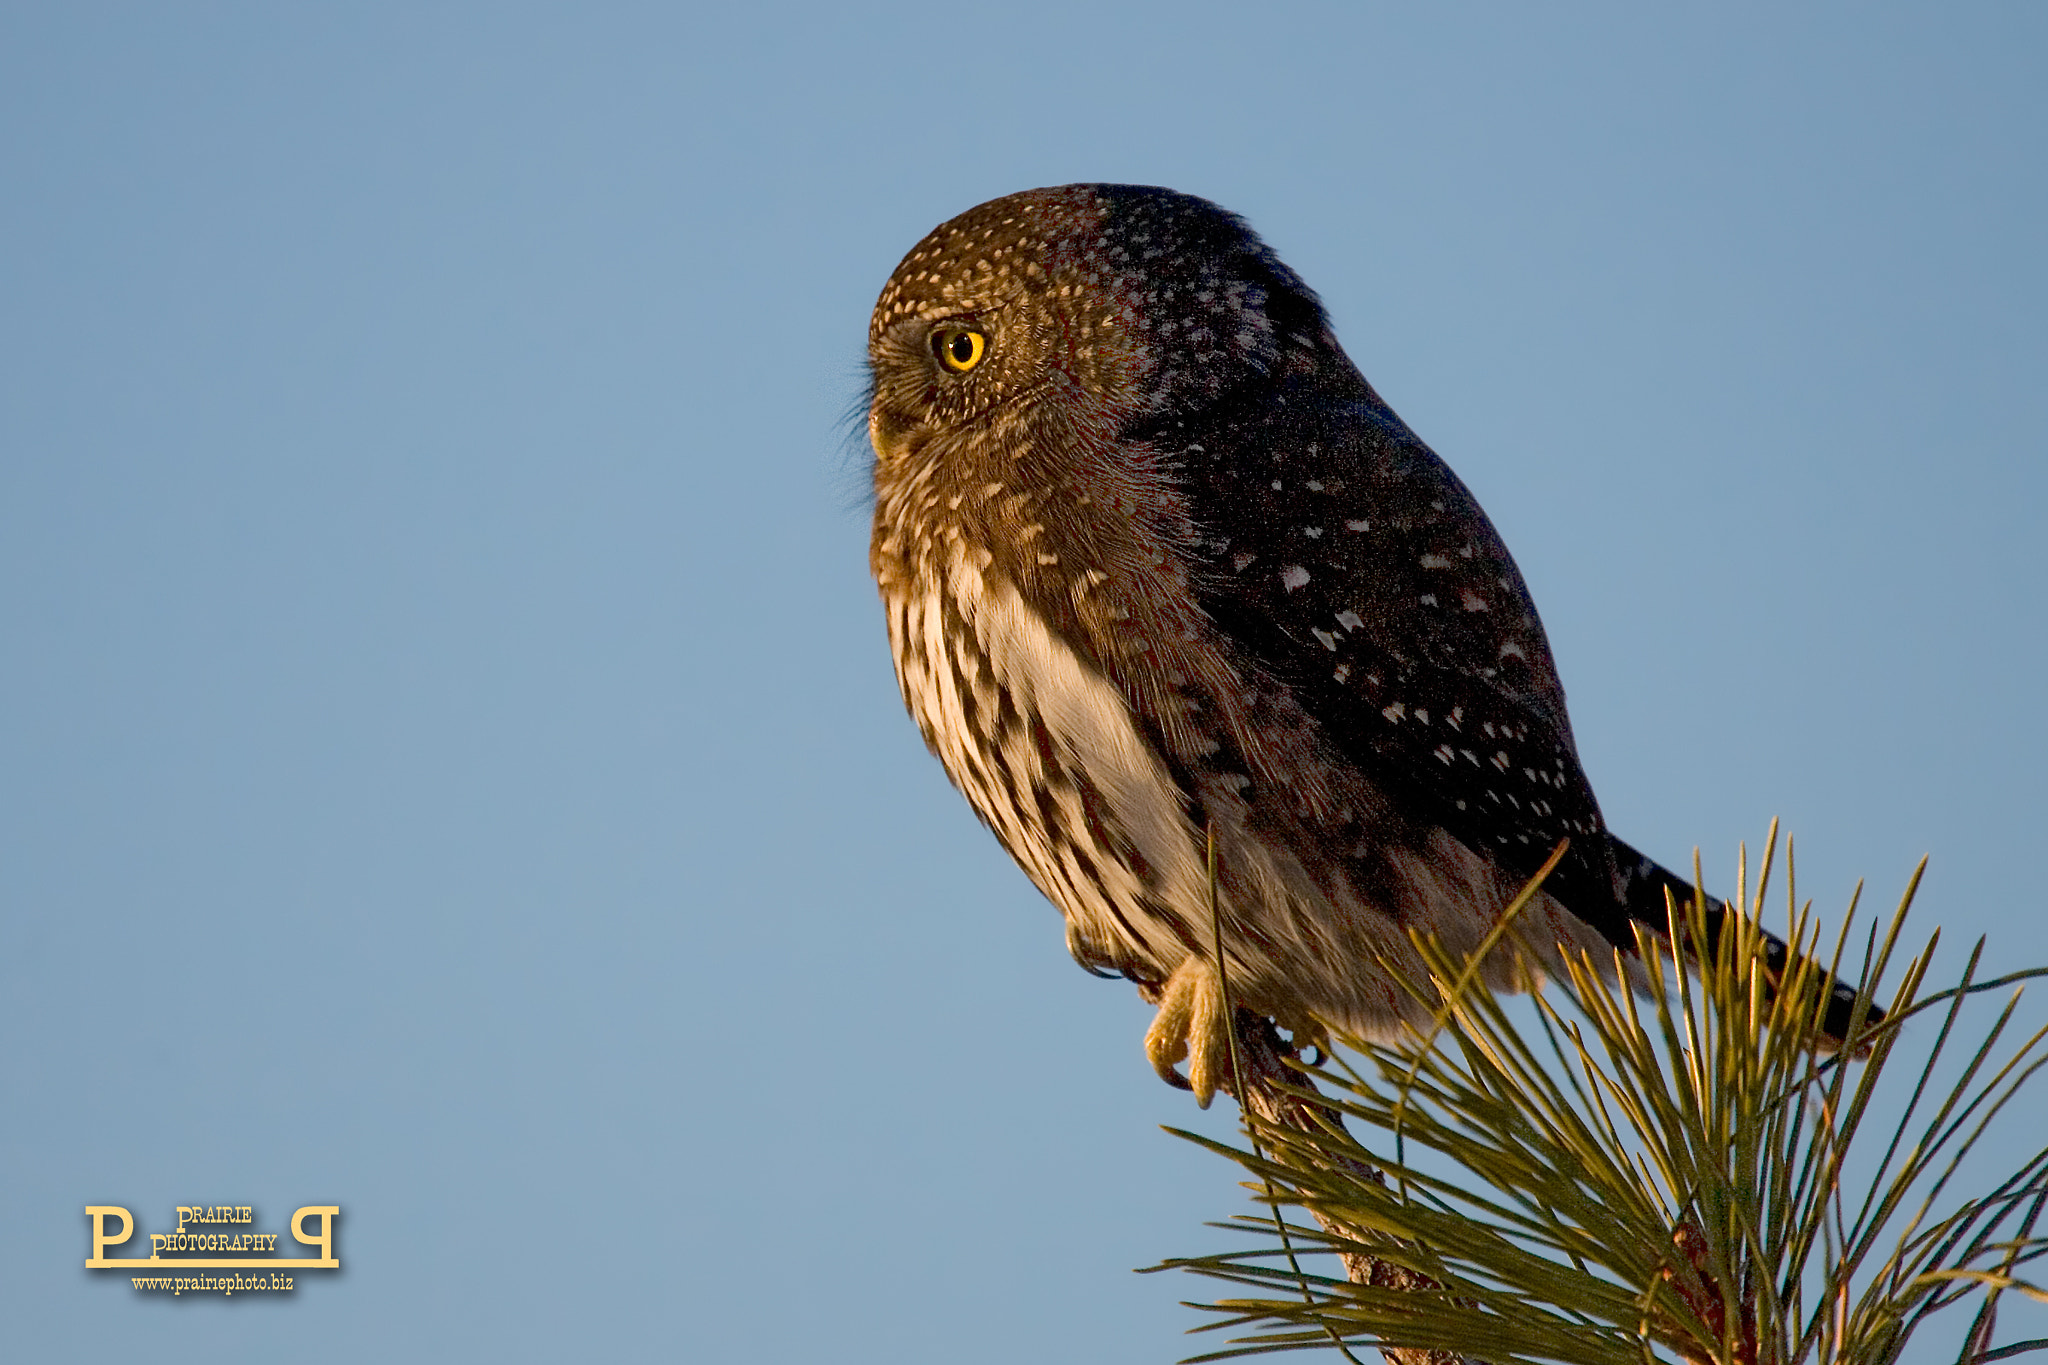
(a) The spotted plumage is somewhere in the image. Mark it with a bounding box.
[867,184,1869,1102]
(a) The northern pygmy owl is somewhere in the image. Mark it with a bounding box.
[867,184,1867,1103]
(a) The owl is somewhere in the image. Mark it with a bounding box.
[866,184,1866,1105]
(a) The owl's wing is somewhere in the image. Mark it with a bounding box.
[1171,390,1633,943]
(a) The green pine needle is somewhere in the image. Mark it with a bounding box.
[1150,828,2048,1365]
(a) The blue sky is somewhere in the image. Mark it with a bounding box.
[3,4,2044,1360]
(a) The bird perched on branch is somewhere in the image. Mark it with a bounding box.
[866,184,1869,1105]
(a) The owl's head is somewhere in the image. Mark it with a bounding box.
[867,184,1343,464]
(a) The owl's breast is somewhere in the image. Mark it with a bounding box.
[878,547,1214,980]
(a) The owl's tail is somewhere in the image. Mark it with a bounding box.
[1607,834,1882,1046]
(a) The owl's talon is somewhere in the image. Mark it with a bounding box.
[1144,956,1231,1107]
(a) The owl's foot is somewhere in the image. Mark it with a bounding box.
[1144,956,1232,1108]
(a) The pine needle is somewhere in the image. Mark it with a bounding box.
[1153,838,2048,1365]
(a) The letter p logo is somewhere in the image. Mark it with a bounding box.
[85,1207,134,1267]
[291,1206,340,1268]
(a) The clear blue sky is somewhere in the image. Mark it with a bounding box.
[4,4,2043,1360]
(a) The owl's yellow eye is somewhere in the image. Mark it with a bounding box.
[932,326,986,373]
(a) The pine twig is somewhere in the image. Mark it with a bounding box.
[1221,1013,1474,1365]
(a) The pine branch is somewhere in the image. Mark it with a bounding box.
[1222,1010,1473,1365]
[1154,835,2048,1365]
